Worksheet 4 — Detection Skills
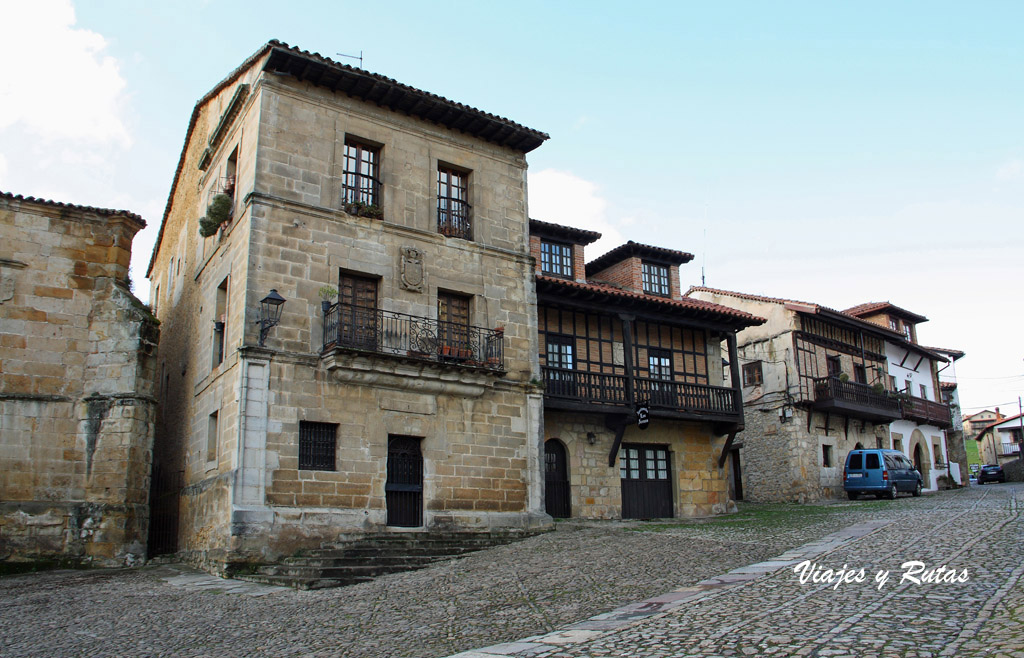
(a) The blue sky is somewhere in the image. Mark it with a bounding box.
[1,0,1021,412]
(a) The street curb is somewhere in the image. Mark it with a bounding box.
[445,519,893,658]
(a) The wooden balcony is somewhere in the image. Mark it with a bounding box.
[811,376,902,423]
[541,367,741,422]
[322,302,504,372]
[900,396,952,428]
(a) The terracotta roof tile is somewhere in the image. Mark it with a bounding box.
[528,219,601,244]
[1,191,145,226]
[586,241,693,275]
[538,276,765,326]
[843,301,928,323]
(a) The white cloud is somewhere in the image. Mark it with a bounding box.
[527,168,625,257]
[0,154,7,181]
[0,0,130,147]
[995,159,1024,182]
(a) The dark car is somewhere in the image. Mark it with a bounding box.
[977,464,1006,484]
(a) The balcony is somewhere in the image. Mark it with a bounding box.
[1000,443,1021,457]
[811,376,902,423]
[900,396,952,429]
[541,367,741,421]
[322,303,504,372]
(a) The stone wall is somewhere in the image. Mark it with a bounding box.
[0,194,158,566]
[149,57,546,568]
[544,411,733,518]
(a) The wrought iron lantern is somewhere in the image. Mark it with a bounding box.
[257,289,286,346]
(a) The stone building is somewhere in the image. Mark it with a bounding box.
[0,192,158,566]
[685,288,952,502]
[145,41,549,571]
[842,302,962,489]
[531,224,764,519]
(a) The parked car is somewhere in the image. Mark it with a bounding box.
[843,449,923,500]
[977,464,1006,484]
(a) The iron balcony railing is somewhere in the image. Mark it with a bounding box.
[900,395,953,428]
[322,302,504,371]
[1000,443,1021,457]
[541,367,741,416]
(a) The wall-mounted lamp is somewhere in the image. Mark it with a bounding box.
[257,289,286,346]
[586,432,597,445]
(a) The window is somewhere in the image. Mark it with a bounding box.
[342,138,380,207]
[338,273,378,349]
[648,349,673,405]
[853,364,867,384]
[827,355,842,377]
[438,292,471,359]
[822,444,833,467]
[742,361,763,387]
[545,334,576,396]
[299,421,337,471]
[905,379,912,394]
[934,443,942,465]
[540,241,573,278]
[206,411,219,465]
[865,452,880,469]
[888,375,897,391]
[437,166,471,239]
[920,384,928,400]
[212,277,228,367]
[641,262,670,297]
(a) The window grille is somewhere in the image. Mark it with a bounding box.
[299,421,337,471]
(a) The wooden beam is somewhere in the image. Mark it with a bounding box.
[726,333,744,429]
[718,431,737,468]
[606,415,629,467]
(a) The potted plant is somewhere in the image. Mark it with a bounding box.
[198,194,233,237]
[343,201,384,220]
[318,286,338,313]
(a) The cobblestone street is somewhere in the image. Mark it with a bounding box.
[1,485,1019,657]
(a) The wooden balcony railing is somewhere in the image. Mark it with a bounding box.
[322,302,504,371]
[812,376,902,422]
[900,396,953,428]
[541,367,741,417]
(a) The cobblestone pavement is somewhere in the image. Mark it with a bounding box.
[0,485,1018,657]
[451,483,1024,658]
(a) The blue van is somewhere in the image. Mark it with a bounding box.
[843,449,923,500]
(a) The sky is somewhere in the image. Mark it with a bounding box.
[1,0,1022,414]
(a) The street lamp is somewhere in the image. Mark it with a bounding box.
[257,289,286,346]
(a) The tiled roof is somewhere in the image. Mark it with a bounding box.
[537,275,765,327]
[686,286,948,361]
[923,346,966,360]
[264,42,548,152]
[843,301,928,324]
[685,286,817,308]
[149,39,549,276]
[0,191,145,226]
[529,219,601,245]
[586,241,693,275]
[939,381,958,390]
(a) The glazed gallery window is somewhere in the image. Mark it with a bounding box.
[742,361,763,387]
[437,166,471,239]
[641,262,670,297]
[342,138,381,206]
[299,421,337,471]
[540,241,573,278]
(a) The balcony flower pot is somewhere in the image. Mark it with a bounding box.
[321,301,332,314]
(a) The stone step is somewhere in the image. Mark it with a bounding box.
[295,544,483,560]
[257,561,438,580]
[281,554,448,568]
[234,572,372,590]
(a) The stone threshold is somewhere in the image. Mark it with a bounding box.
[446,519,893,658]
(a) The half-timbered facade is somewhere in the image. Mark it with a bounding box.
[686,288,955,501]
[843,302,960,489]
[531,223,764,519]
[146,41,549,572]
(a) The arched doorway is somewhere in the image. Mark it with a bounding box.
[909,429,930,486]
[913,444,924,474]
[544,440,570,518]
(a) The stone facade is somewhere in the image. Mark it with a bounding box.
[0,192,158,566]
[146,42,549,571]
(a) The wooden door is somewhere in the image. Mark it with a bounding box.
[544,440,571,518]
[386,436,423,527]
[620,444,673,519]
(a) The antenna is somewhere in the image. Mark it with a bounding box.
[335,50,364,68]
[701,226,707,287]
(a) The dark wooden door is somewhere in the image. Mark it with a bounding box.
[544,440,571,518]
[339,273,378,350]
[620,444,673,519]
[386,436,423,527]
[729,448,744,501]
